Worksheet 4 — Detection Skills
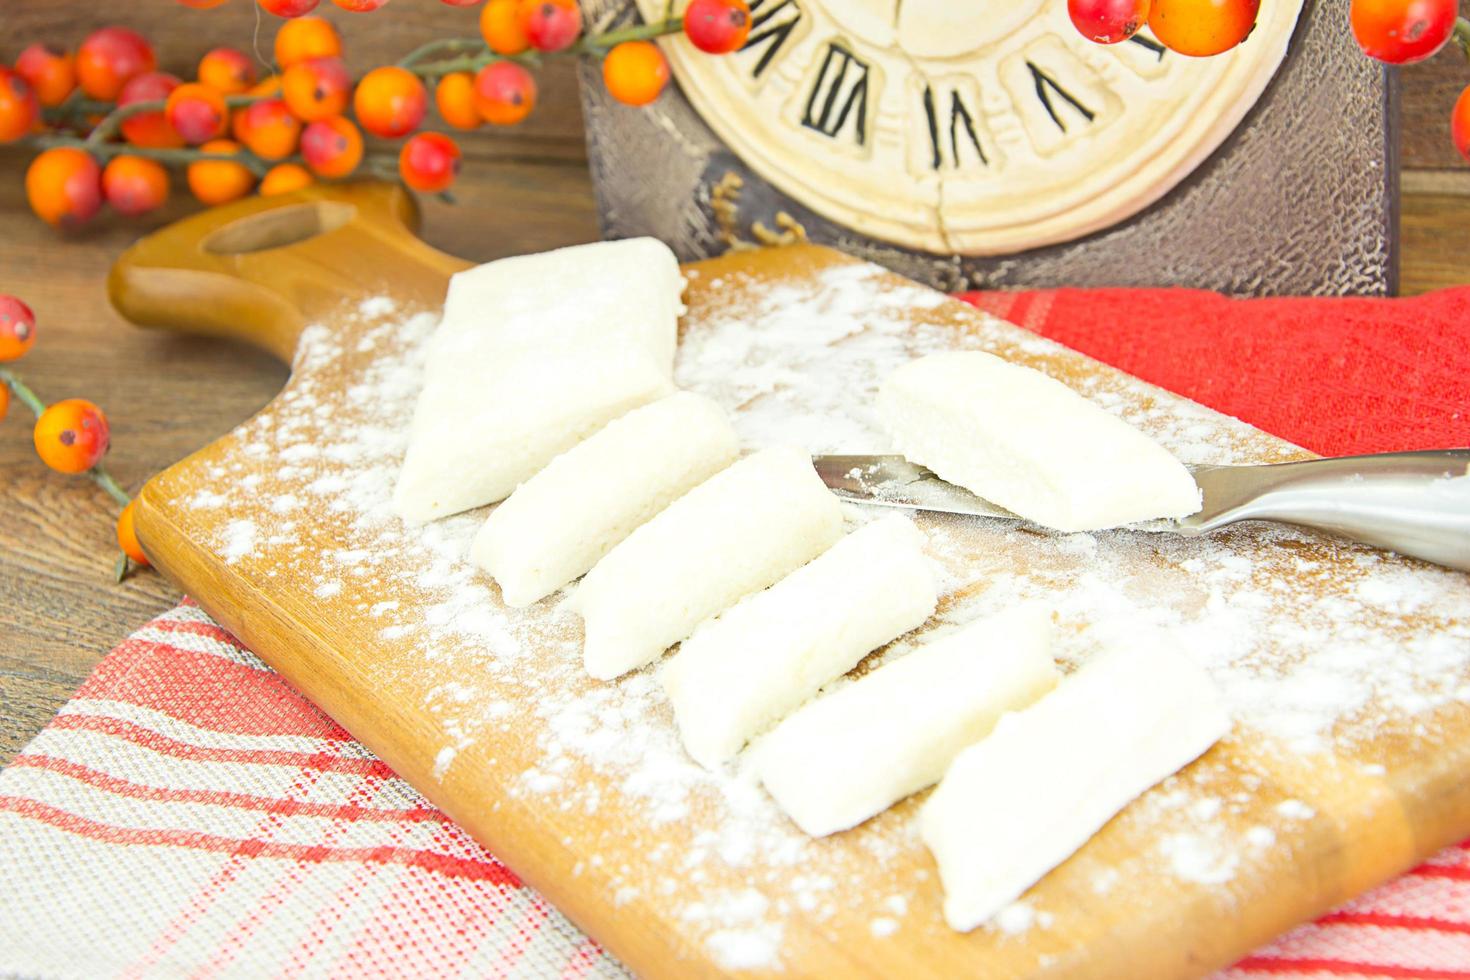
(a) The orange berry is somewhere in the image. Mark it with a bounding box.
[0,295,37,362]
[274,16,342,67]
[102,155,170,216]
[26,148,103,227]
[282,56,350,121]
[332,0,390,9]
[187,139,257,204]
[1148,0,1259,57]
[239,98,301,159]
[76,27,156,101]
[259,0,321,16]
[300,115,363,177]
[399,132,461,192]
[259,161,314,195]
[481,0,530,54]
[602,41,669,107]
[15,44,77,108]
[0,68,40,143]
[473,60,536,126]
[117,499,150,566]
[435,72,481,130]
[34,399,110,474]
[0,383,8,423]
[198,47,258,94]
[118,72,184,148]
[353,65,428,138]
[179,0,230,7]
[165,82,229,144]
[519,0,582,52]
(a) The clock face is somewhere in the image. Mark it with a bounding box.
[638,0,1304,256]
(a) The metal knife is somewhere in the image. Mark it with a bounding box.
[813,450,1470,573]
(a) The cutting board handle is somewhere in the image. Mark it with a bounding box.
[108,181,468,362]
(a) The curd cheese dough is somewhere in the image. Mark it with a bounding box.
[573,446,845,681]
[662,515,938,769]
[880,351,1201,532]
[393,239,685,525]
[754,604,1059,837]
[920,644,1231,932]
[471,392,740,607]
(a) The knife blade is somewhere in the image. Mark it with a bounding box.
[811,451,1470,573]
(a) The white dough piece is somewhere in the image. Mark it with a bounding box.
[471,392,740,607]
[662,515,938,769]
[572,446,844,681]
[754,604,1059,838]
[393,239,685,525]
[880,351,1201,532]
[920,644,1231,932]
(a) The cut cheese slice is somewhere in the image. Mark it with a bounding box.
[753,604,1058,837]
[572,446,844,681]
[471,392,740,607]
[662,515,938,769]
[920,643,1231,932]
[880,351,1201,532]
[393,238,685,525]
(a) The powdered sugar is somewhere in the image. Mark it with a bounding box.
[167,259,1470,971]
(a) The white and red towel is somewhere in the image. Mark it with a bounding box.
[0,598,1467,978]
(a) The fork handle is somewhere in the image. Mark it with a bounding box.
[1197,450,1470,573]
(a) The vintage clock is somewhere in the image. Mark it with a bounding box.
[580,0,1397,295]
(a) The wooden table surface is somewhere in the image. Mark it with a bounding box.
[3,1,1470,764]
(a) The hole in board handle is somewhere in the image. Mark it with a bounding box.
[202,201,356,255]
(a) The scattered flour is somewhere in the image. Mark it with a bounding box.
[1276,800,1316,821]
[177,261,1470,970]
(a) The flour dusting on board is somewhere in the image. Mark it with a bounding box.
[181,259,1470,970]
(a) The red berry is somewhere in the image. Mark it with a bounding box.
[473,60,537,125]
[332,0,391,8]
[353,65,427,138]
[259,0,322,16]
[1349,0,1456,65]
[165,82,229,144]
[76,27,156,101]
[441,0,483,5]
[26,148,103,227]
[0,295,37,362]
[34,399,110,474]
[198,47,258,95]
[15,45,77,108]
[1452,84,1470,162]
[1069,0,1151,43]
[0,68,40,144]
[682,0,751,54]
[300,115,363,177]
[102,155,170,216]
[118,72,184,148]
[520,0,582,52]
[399,132,461,192]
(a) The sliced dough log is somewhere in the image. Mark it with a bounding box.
[920,644,1231,932]
[573,446,844,681]
[662,515,938,769]
[471,392,740,608]
[754,604,1058,837]
[394,239,685,525]
[880,351,1201,532]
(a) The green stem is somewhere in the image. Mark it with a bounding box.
[1455,17,1470,63]
[398,37,490,68]
[410,50,541,78]
[83,94,265,148]
[572,16,683,53]
[2,367,132,508]
[0,367,46,417]
[91,468,132,508]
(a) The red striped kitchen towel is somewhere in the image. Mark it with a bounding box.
[3,283,1469,977]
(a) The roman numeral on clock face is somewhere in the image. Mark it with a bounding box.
[801,43,871,145]
[999,36,1119,156]
[920,79,989,170]
[740,0,805,79]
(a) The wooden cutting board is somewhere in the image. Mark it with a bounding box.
[110,181,1470,978]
